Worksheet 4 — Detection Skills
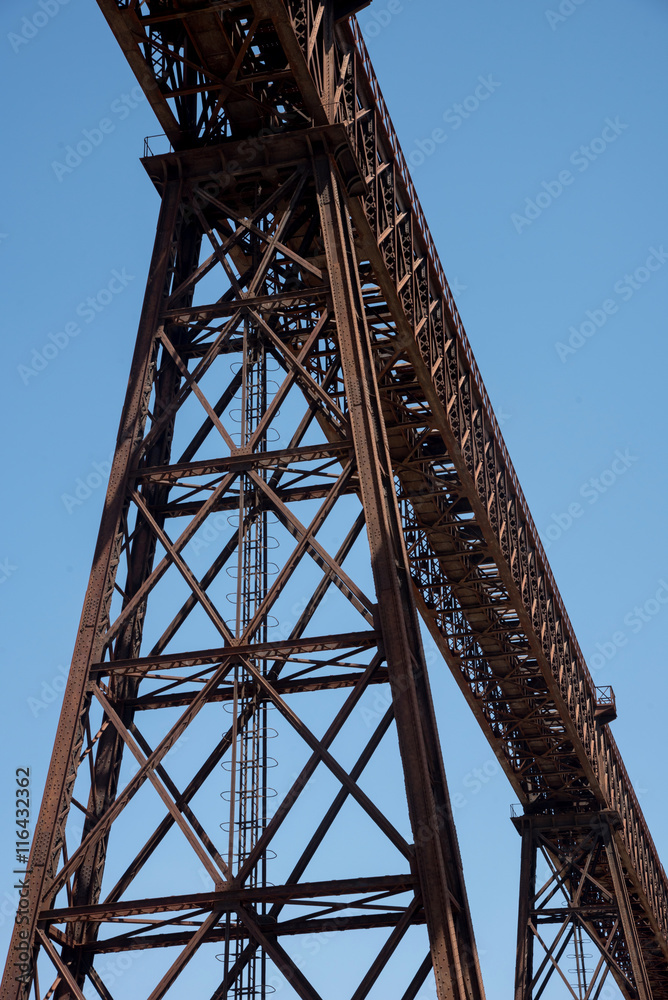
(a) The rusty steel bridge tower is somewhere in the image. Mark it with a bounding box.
[3,3,668,1000]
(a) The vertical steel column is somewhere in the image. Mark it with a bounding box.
[314,151,485,1000]
[514,819,536,1000]
[604,828,653,1000]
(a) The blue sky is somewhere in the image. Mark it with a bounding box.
[1,1,667,997]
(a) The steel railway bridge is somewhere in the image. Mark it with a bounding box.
[3,2,667,999]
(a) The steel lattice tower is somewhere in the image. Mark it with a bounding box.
[3,3,668,1000]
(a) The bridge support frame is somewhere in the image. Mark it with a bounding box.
[513,810,653,1000]
[1,132,486,1000]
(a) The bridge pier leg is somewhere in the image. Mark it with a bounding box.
[512,810,653,1000]
[514,820,536,1000]
[314,150,485,1000]
[604,824,653,1000]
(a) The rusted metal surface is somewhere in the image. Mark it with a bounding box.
[3,147,469,995]
[1,8,487,995]
[315,150,484,999]
[2,2,666,999]
[513,813,656,1000]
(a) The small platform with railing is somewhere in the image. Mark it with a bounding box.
[594,685,617,724]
